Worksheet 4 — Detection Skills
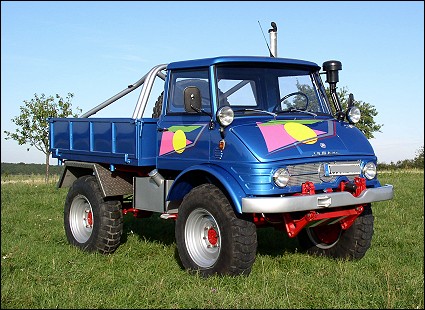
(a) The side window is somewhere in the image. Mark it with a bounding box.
[167,69,210,114]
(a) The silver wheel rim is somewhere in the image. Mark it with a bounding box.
[69,195,94,243]
[184,208,221,268]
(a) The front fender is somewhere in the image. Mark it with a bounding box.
[166,164,247,214]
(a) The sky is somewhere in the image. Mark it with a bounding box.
[1,1,424,165]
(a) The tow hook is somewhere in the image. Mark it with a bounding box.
[340,177,366,197]
[343,181,357,193]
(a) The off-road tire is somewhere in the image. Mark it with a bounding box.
[152,91,164,118]
[175,184,257,277]
[297,204,374,260]
[64,175,123,254]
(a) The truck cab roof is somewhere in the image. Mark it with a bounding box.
[167,56,320,71]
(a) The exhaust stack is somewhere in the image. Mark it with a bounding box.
[268,22,277,57]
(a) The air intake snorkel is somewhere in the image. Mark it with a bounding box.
[323,60,345,121]
[268,22,277,57]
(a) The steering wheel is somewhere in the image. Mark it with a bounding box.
[273,91,309,112]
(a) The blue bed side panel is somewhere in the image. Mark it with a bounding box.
[49,117,158,167]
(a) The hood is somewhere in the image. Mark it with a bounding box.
[230,118,375,163]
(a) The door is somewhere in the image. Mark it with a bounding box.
[157,68,212,171]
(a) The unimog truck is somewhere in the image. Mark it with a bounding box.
[49,23,393,276]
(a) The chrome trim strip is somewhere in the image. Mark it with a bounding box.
[241,184,394,213]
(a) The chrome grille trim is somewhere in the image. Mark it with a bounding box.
[286,161,361,186]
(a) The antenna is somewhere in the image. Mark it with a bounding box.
[258,21,273,57]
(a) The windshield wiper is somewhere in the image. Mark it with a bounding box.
[276,108,317,117]
[233,108,277,118]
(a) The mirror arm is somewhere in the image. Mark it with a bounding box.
[189,104,201,113]
[190,104,215,129]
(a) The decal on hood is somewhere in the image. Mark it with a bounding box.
[257,120,335,153]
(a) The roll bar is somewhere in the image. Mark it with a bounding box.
[80,64,167,118]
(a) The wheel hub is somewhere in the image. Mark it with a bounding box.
[85,209,93,228]
[205,226,218,247]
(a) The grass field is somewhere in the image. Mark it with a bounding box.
[1,170,424,309]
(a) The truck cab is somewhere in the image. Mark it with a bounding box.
[158,56,380,199]
[49,30,393,277]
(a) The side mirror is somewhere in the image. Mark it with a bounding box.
[184,86,201,113]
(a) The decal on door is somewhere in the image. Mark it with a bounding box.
[257,120,335,153]
[159,125,206,156]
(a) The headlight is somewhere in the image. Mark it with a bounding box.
[216,106,234,127]
[362,162,377,180]
[346,106,361,124]
[273,168,290,187]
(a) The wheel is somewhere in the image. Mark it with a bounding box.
[175,184,257,276]
[297,204,374,260]
[64,175,123,254]
[152,91,164,118]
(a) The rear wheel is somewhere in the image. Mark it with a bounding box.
[297,204,374,259]
[64,175,123,254]
[175,184,257,276]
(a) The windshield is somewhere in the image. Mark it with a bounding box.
[215,66,331,116]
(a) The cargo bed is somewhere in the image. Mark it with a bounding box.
[49,117,158,167]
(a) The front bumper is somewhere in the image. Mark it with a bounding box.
[241,184,394,213]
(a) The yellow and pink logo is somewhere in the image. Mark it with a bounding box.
[159,125,204,155]
[257,120,329,153]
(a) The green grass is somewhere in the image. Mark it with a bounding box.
[1,171,423,309]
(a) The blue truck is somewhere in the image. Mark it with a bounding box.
[49,25,393,276]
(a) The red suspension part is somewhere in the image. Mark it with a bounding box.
[353,177,367,196]
[301,181,315,195]
[282,206,364,238]
[122,208,153,218]
[122,208,140,217]
[281,178,367,238]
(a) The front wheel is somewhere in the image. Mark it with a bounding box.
[64,175,123,254]
[175,184,257,277]
[297,204,374,260]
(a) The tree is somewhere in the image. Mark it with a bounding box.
[326,86,383,139]
[413,146,424,168]
[4,93,81,182]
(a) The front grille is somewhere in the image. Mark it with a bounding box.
[286,161,361,186]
